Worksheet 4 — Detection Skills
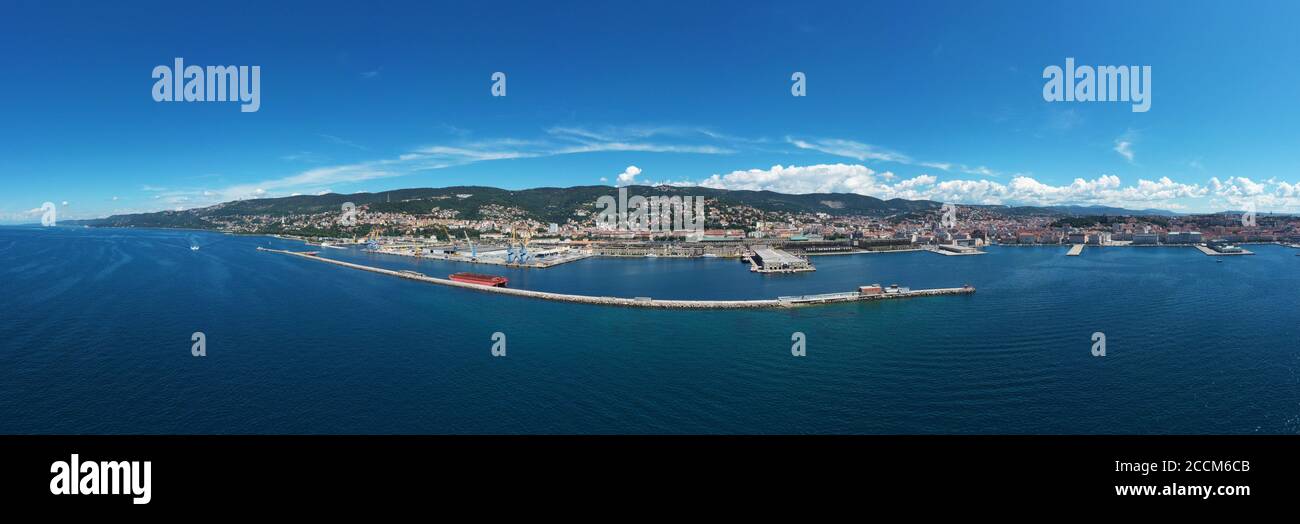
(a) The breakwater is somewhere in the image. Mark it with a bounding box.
[259,248,975,309]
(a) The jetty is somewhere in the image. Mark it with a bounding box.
[259,248,974,309]
[1066,244,1084,256]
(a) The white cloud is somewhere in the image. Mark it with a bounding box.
[616,166,642,186]
[692,163,1215,209]
[100,125,1299,216]
[1208,176,1300,211]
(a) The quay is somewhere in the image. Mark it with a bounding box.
[1066,244,1084,256]
[370,245,591,268]
[258,248,974,309]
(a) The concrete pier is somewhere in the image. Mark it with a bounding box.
[1194,245,1254,256]
[259,248,974,309]
[1066,244,1084,256]
[924,245,987,256]
[750,246,816,273]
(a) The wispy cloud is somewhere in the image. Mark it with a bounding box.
[1114,139,1135,163]
[787,137,910,163]
[126,125,741,212]
[281,151,326,163]
[1113,130,1138,164]
[109,124,1300,217]
[789,136,1003,177]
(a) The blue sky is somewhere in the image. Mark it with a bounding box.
[2,0,1299,222]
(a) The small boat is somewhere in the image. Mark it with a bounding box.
[190,245,200,251]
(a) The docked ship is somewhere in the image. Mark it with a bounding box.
[448,272,509,287]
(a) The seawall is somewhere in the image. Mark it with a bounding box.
[259,248,974,310]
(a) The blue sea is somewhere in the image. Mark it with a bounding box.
[2,226,1298,434]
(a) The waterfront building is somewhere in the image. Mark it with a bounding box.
[1133,233,1160,245]
[1167,231,1203,244]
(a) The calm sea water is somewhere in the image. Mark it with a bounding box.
[2,226,1298,434]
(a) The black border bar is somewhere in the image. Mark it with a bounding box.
[2,435,1292,509]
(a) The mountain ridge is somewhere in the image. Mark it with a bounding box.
[66,185,1183,229]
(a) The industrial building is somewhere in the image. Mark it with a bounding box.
[750,247,814,273]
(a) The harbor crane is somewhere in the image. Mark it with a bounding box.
[462,230,477,260]
[518,228,533,263]
[505,225,533,264]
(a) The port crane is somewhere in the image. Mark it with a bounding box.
[506,229,516,264]
[462,230,477,260]
[504,225,534,264]
[518,228,533,263]
[506,225,533,264]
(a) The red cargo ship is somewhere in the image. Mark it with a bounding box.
[448,272,509,287]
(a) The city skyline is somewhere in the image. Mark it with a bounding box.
[4,0,1300,223]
